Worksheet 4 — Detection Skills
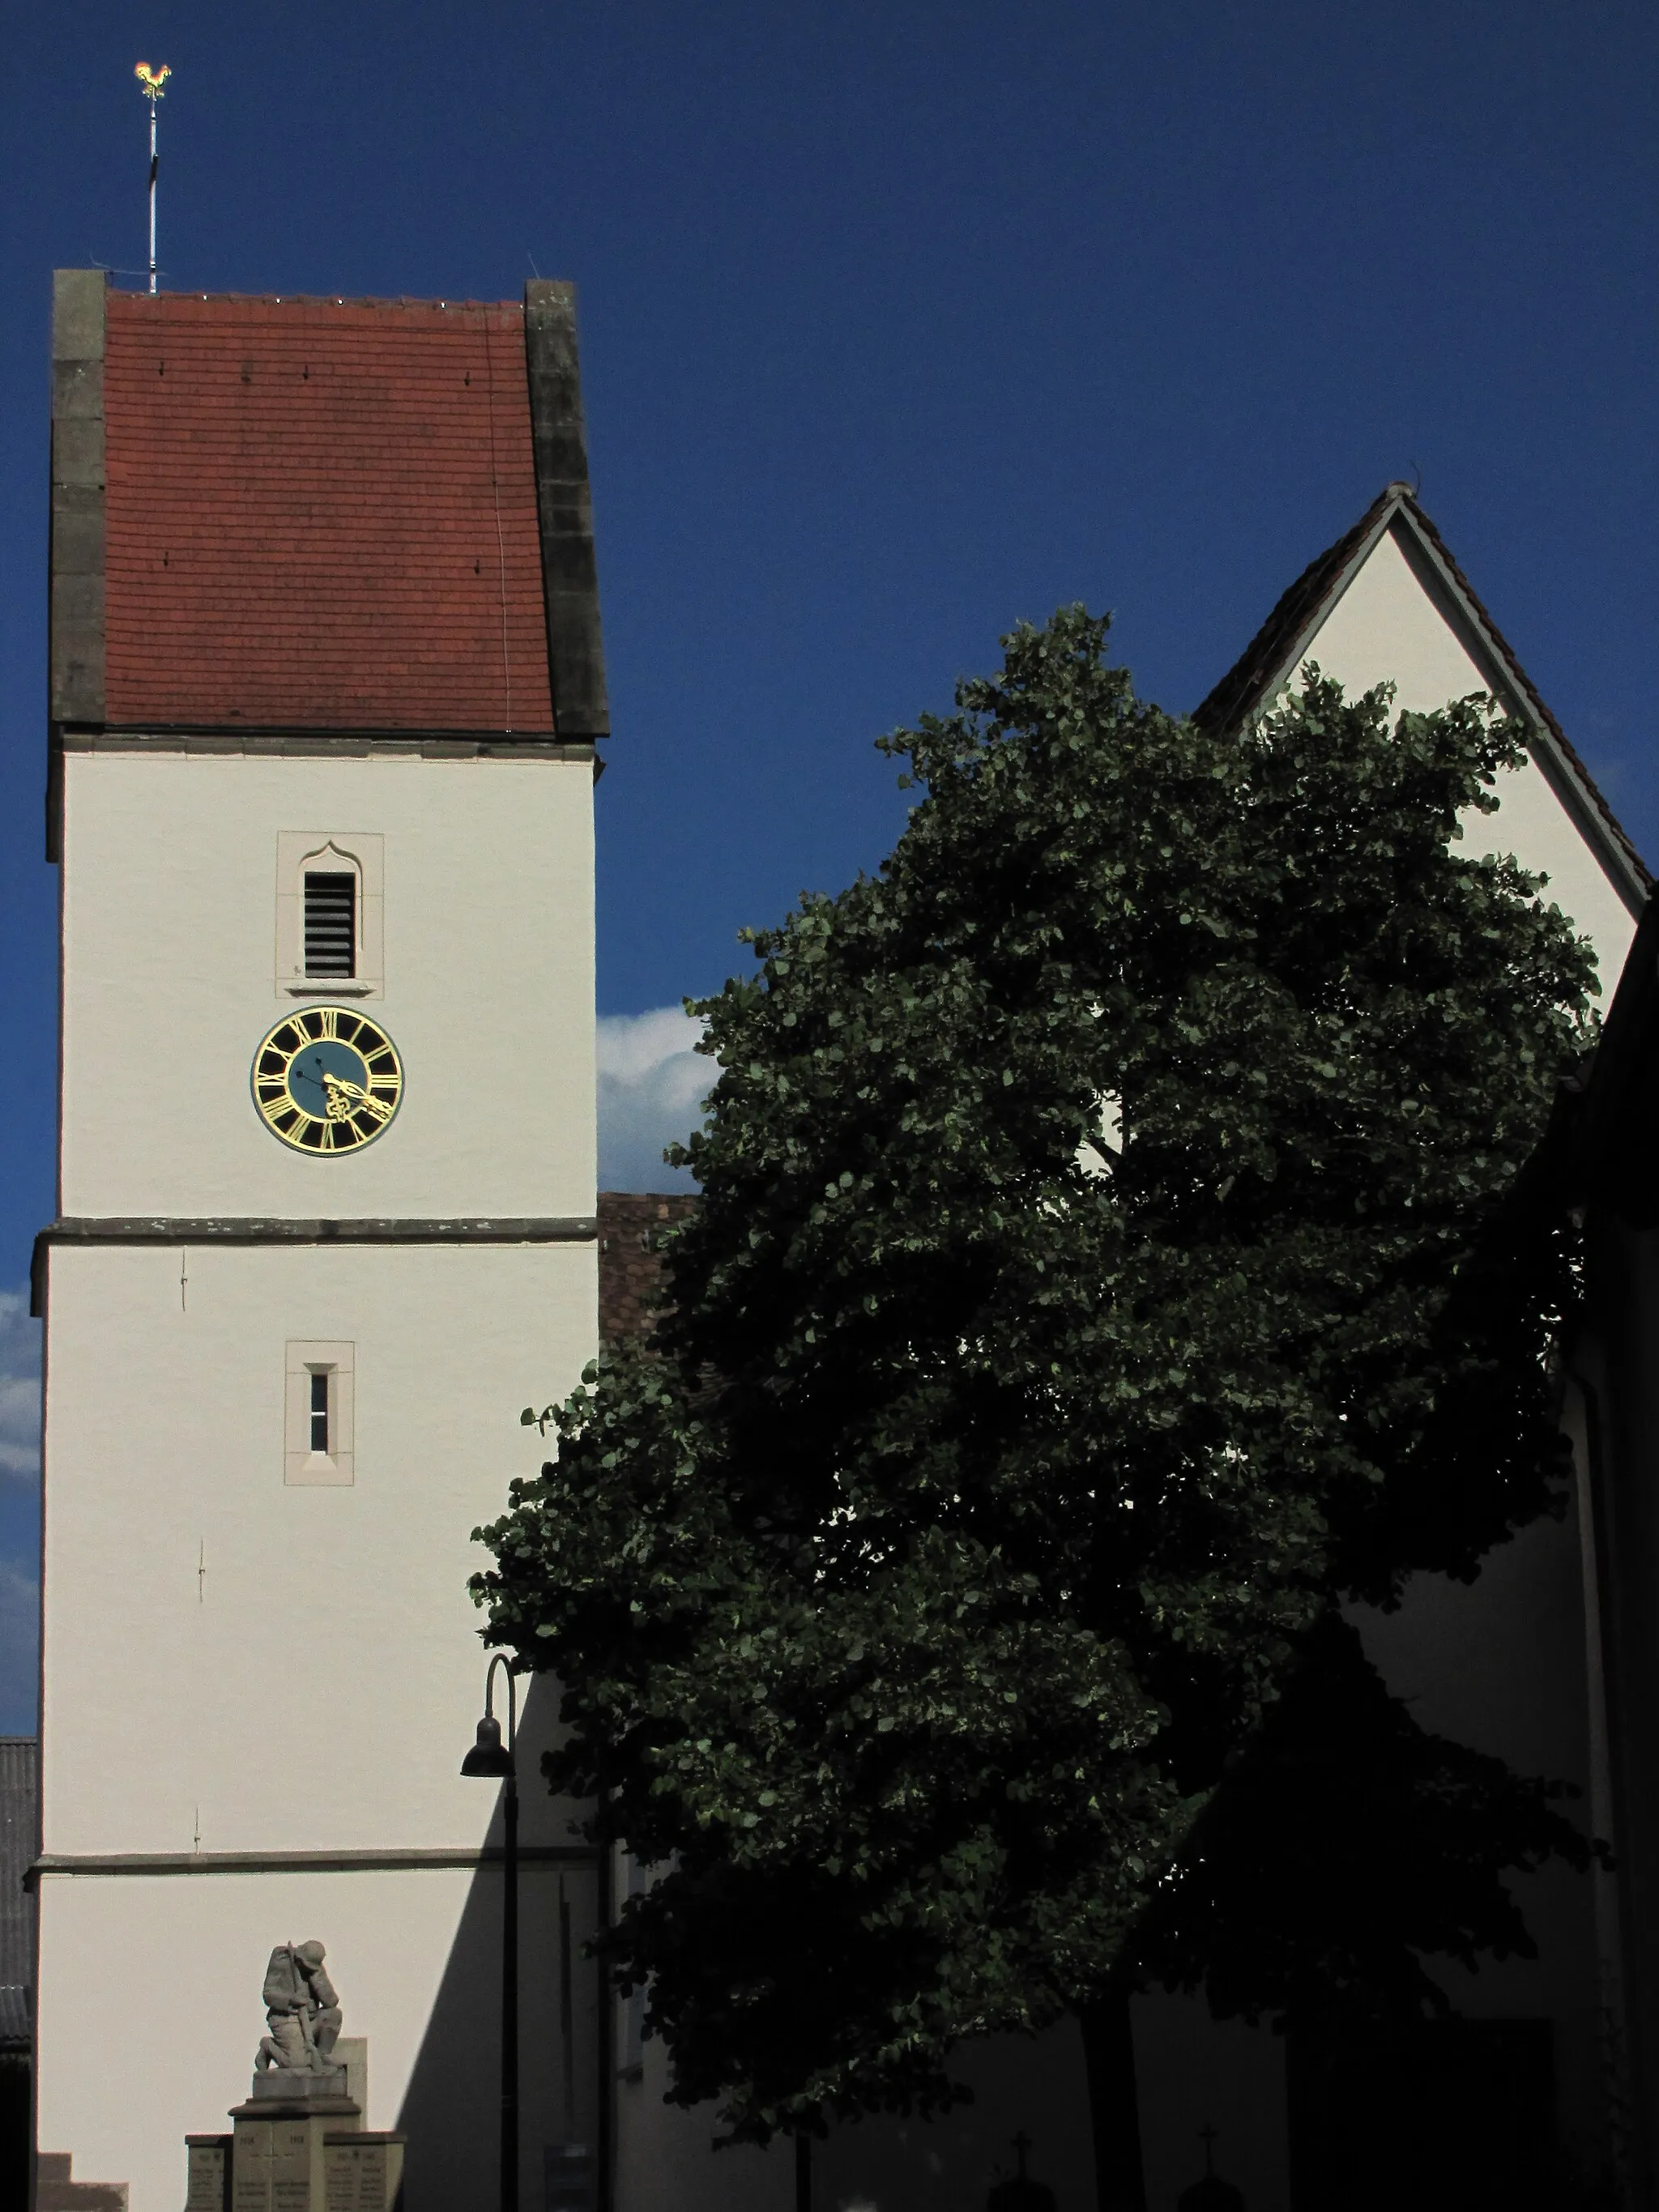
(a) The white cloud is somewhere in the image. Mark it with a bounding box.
[0,1558,36,1733]
[0,1289,41,1481]
[598,1008,714,1192]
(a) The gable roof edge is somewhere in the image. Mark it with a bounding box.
[1193,484,1649,917]
[1190,484,1399,741]
[1390,497,1649,914]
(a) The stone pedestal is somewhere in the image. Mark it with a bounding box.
[227,2074,360,2212]
[240,2069,356,2112]
[186,2057,403,2212]
[333,2038,369,2119]
[228,2109,330,2212]
[213,2080,405,2212]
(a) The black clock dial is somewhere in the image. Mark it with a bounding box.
[252,1007,403,1153]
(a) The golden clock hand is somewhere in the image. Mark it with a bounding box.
[322,1071,394,1123]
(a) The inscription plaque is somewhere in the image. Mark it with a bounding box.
[324,2133,404,2212]
[186,2134,233,2212]
[232,2116,330,2212]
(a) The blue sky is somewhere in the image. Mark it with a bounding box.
[0,1,1655,1725]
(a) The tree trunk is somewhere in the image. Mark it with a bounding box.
[1079,1991,1147,2212]
[795,2130,812,2212]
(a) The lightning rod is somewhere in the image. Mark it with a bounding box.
[134,63,171,293]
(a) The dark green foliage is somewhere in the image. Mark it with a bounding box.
[474,608,1596,2142]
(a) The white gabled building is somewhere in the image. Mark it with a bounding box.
[817,483,1653,2212]
[1165,481,1648,2212]
[1192,478,1644,957]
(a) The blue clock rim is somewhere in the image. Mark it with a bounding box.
[249,1006,403,1153]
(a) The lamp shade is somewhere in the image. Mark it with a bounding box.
[461,1713,515,1778]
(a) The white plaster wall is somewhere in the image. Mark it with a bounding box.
[35,1861,601,2212]
[614,2040,791,2212]
[1299,522,1618,2165]
[41,743,603,2206]
[41,1238,594,1855]
[58,751,596,1220]
[1295,522,1636,982]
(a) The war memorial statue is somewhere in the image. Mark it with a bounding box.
[255,1942,343,2079]
[185,1938,404,2212]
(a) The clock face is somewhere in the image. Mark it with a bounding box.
[251,1007,403,1153]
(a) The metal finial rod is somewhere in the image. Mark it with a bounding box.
[134,63,170,292]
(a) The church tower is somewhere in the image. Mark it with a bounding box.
[34,273,608,2211]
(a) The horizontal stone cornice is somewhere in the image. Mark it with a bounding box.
[27,1843,596,1888]
[32,1216,597,1312]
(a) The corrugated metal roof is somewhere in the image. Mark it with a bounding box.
[0,1737,34,2048]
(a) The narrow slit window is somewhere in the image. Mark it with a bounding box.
[286,1341,353,1485]
[304,872,356,978]
[309,1370,331,1455]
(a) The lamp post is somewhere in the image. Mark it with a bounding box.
[462,1654,519,2212]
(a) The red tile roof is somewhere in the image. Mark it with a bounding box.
[104,292,554,732]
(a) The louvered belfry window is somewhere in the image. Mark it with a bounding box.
[304,872,356,978]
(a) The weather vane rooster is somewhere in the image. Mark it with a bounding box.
[133,63,172,292]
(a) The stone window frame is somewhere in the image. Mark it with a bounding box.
[284,1341,355,1486]
[275,832,385,999]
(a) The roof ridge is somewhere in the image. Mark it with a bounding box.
[1190,486,1395,737]
[111,290,523,310]
[1400,497,1648,888]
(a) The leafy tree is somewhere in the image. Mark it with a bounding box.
[475,610,1595,2201]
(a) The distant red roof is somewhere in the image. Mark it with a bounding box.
[598,1192,699,1346]
[103,292,554,731]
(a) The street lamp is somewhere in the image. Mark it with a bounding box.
[463,1654,519,2212]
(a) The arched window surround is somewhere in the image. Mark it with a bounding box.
[275,830,385,999]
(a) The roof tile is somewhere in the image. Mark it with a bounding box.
[104,292,553,731]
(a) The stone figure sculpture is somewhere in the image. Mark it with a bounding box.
[255,1941,343,2075]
